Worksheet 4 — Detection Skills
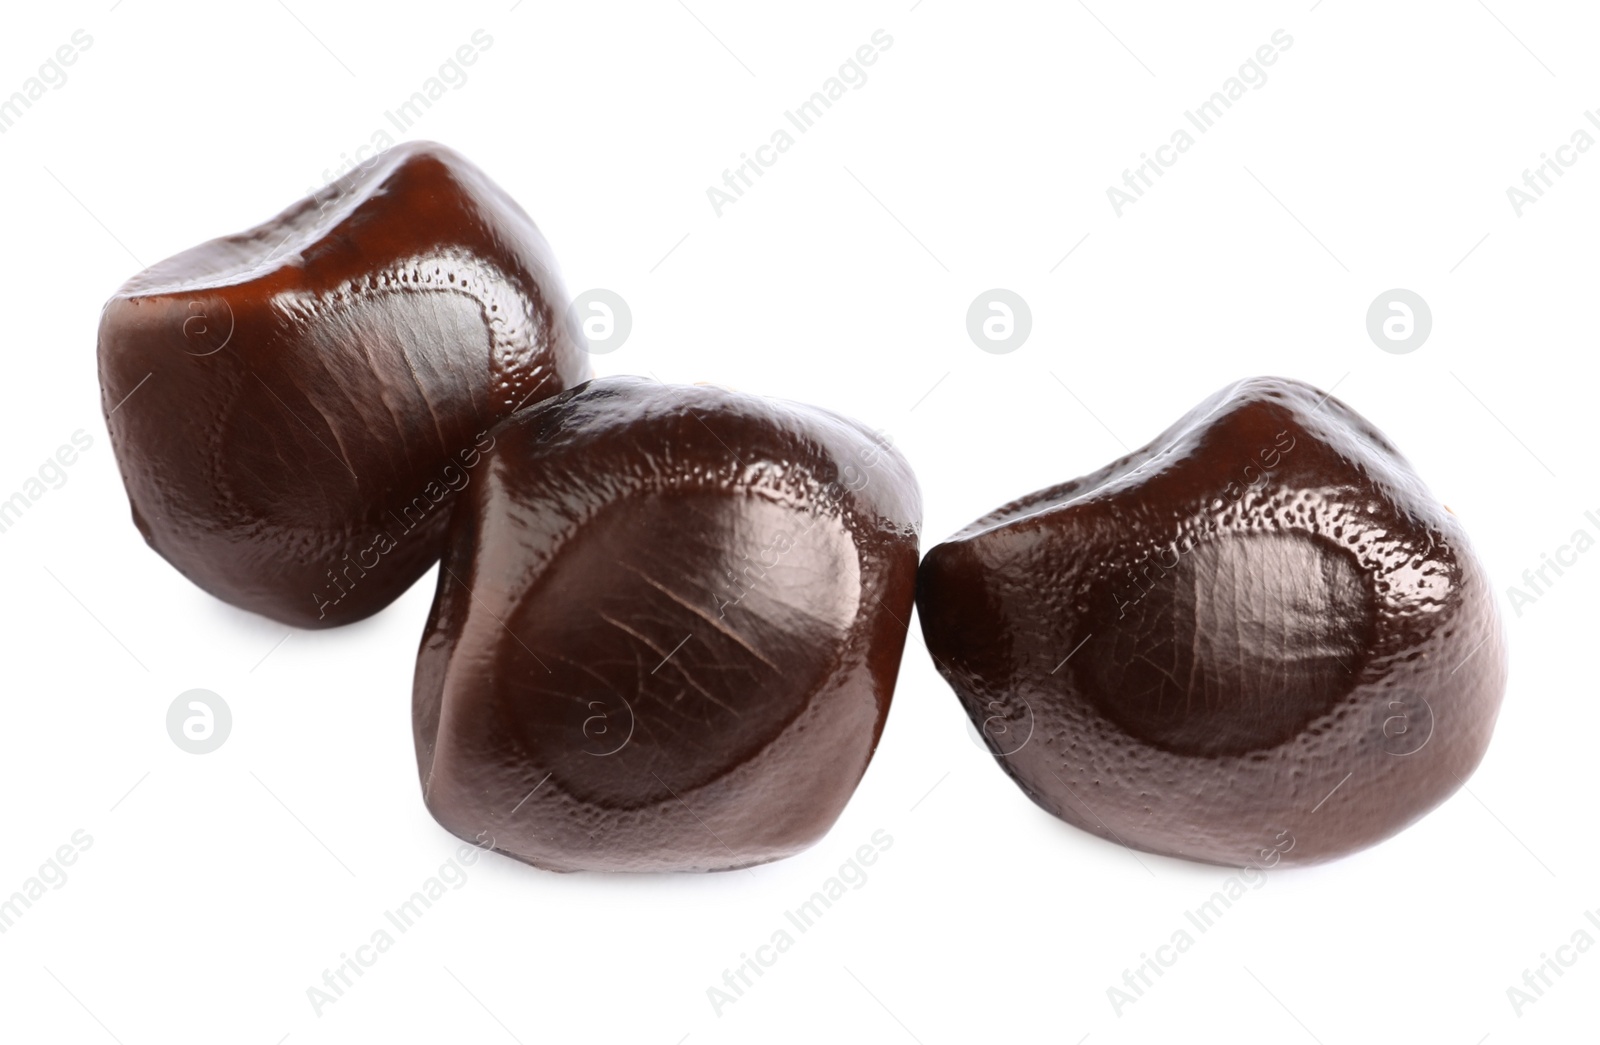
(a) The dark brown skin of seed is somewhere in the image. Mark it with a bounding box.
[414,377,922,872]
[916,376,1507,867]
[97,141,590,628]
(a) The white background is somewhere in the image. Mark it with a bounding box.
[1,1,1595,1042]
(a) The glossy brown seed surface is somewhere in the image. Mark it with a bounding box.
[917,376,1506,867]
[97,141,589,627]
[414,377,922,872]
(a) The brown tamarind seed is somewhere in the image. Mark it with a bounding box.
[414,377,922,872]
[916,376,1506,866]
[97,141,589,627]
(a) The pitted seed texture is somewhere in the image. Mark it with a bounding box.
[916,376,1506,866]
